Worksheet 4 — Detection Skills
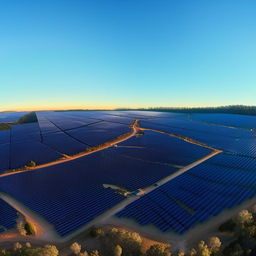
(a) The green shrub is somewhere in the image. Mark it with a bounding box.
[25,161,36,168]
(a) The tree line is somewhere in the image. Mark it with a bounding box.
[115,105,256,116]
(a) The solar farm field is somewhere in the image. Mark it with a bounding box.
[0,110,255,241]
[0,141,199,236]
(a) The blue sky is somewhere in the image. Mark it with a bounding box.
[0,0,255,110]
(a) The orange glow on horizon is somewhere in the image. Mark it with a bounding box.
[0,102,231,112]
[0,104,118,112]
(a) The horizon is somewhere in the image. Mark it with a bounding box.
[1,0,256,110]
[1,104,256,113]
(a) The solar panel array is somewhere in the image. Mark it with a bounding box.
[0,130,10,144]
[140,118,253,139]
[0,142,191,236]
[0,126,212,236]
[42,131,88,155]
[188,113,256,130]
[0,144,10,172]
[66,121,131,146]
[10,141,62,169]
[11,123,41,143]
[116,153,256,234]
[140,119,256,157]
[115,131,212,167]
[0,111,135,173]
[0,199,17,233]
[208,153,256,171]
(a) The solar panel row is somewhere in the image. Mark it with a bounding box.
[140,120,256,157]
[0,140,205,236]
[116,155,256,234]
[188,113,256,130]
[0,199,18,233]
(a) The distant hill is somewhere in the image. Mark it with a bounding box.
[16,111,38,124]
[0,112,38,130]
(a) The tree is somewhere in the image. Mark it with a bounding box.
[198,241,211,256]
[237,210,253,225]
[146,244,171,256]
[0,249,8,255]
[0,244,59,256]
[199,249,211,256]
[103,228,142,256]
[16,218,26,236]
[242,224,256,238]
[13,242,22,251]
[208,236,221,251]
[70,242,81,255]
[89,250,100,256]
[78,252,89,256]
[113,245,122,256]
[39,245,59,256]
[189,248,197,256]
[25,242,32,248]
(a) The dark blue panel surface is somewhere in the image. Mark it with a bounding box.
[116,153,256,234]
[0,144,10,173]
[11,123,41,143]
[116,131,212,167]
[10,141,62,169]
[0,148,180,236]
[0,199,18,233]
[67,121,131,146]
[0,130,10,144]
[189,113,256,130]
[42,131,88,155]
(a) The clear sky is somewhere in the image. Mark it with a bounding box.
[0,0,255,111]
